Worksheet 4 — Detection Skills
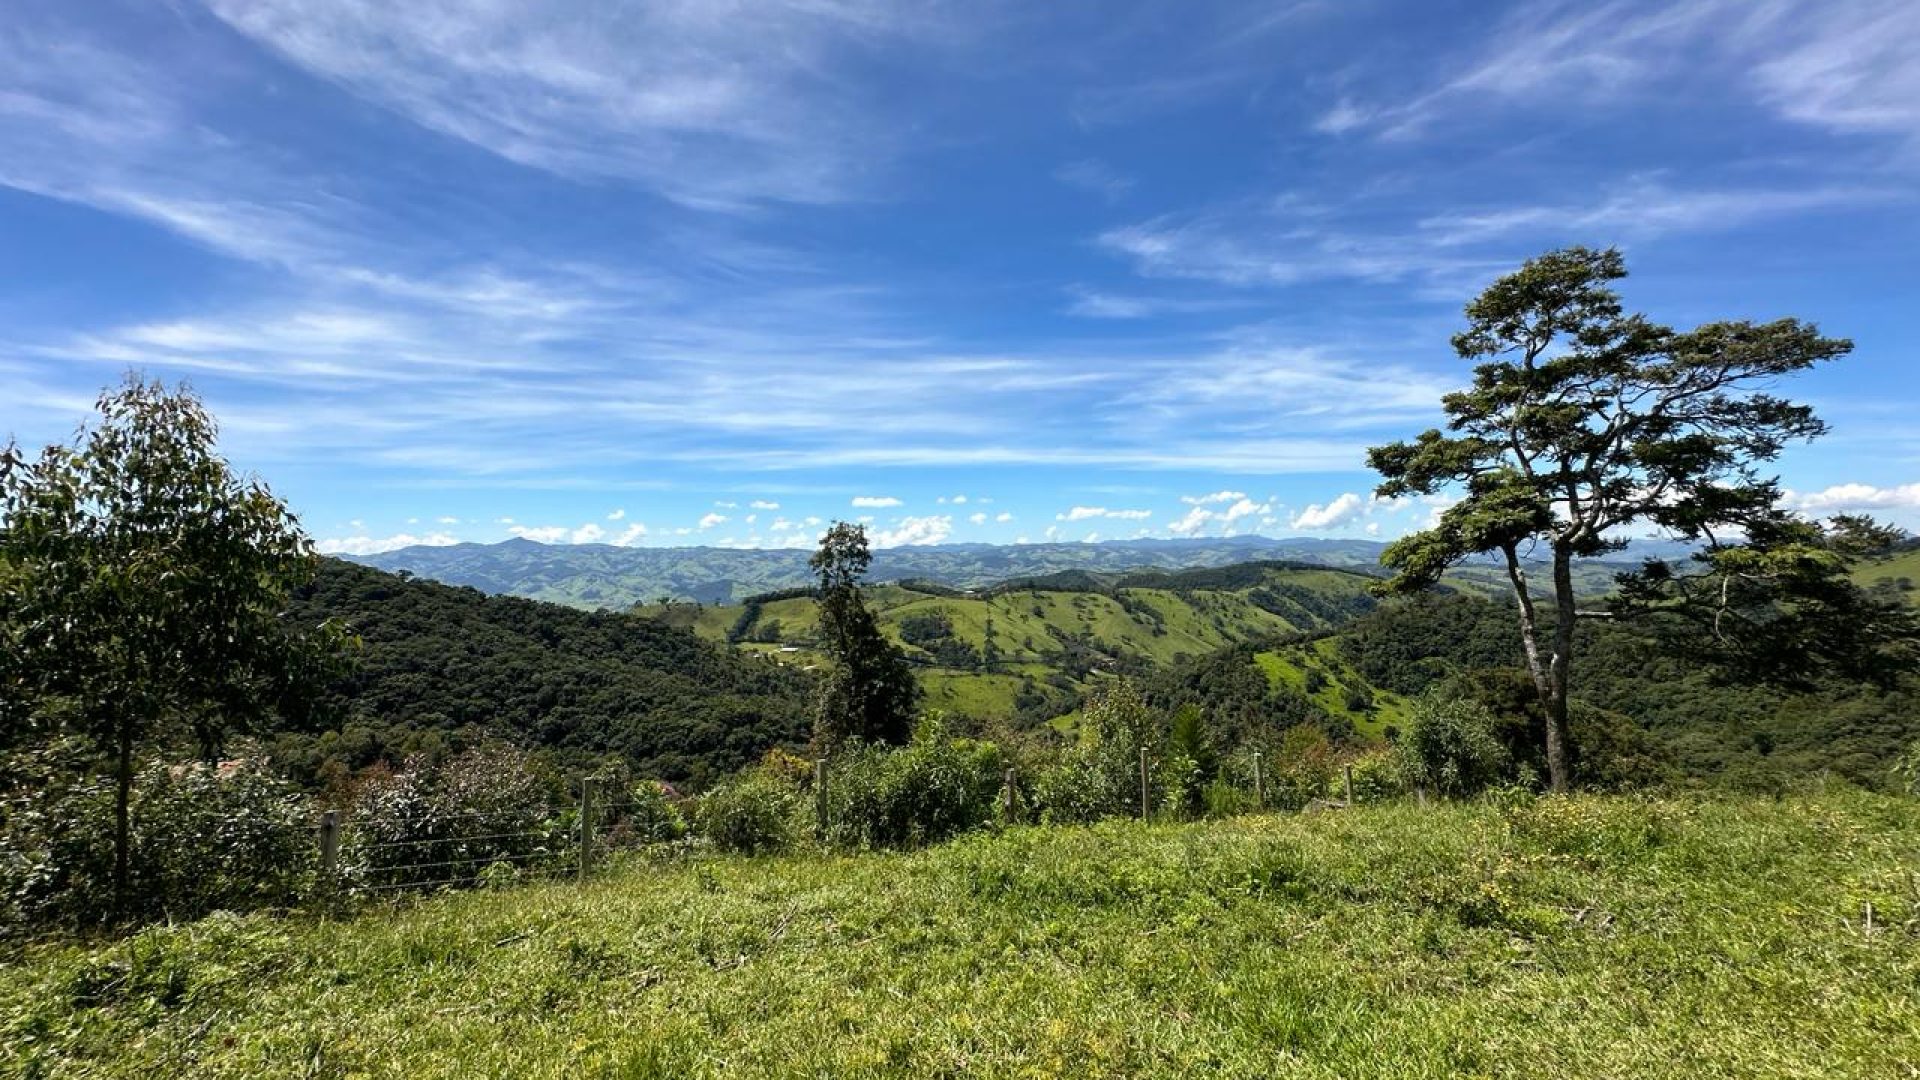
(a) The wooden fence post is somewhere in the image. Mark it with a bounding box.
[318,811,340,883]
[1343,764,1355,807]
[1139,746,1151,820]
[815,757,828,838]
[1002,767,1017,824]
[578,776,597,882]
[1252,752,1265,811]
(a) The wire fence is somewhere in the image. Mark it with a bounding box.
[311,758,1410,902]
[315,779,699,899]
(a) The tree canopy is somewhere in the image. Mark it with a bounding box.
[0,375,348,906]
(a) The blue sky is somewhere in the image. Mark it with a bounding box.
[3,0,1917,554]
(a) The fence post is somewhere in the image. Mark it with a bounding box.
[815,757,828,839]
[1002,767,1017,824]
[1343,764,1355,806]
[1139,746,1151,820]
[579,776,597,882]
[1252,752,1265,811]
[318,811,340,883]
[1415,785,1428,809]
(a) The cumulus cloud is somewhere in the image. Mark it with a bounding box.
[607,508,625,520]
[436,515,460,524]
[1058,506,1152,521]
[995,511,1014,523]
[615,523,648,545]
[749,499,780,510]
[1784,482,1920,512]
[1168,496,1273,536]
[317,531,458,556]
[698,512,728,529]
[969,512,987,525]
[1291,493,1366,530]
[852,495,903,508]
[508,525,568,543]
[571,523,605,544]
[872,514,952,547]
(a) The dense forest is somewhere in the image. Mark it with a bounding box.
[269,559,814,787]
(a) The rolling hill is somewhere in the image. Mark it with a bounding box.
[270,559,815,785]
[637,561,1386,726]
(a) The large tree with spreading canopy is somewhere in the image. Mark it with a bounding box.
[1365,246,1893,792]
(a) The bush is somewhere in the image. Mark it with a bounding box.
[1,741,315,931]
[1201,777,1250,818]
[694,769,802,854]
[1398,695,1514,799]
[127,759,315,919]
[614,780,687,845]
[1032,750,1124,824]
[344,744,566,891]
[821,737,1004,849]
[1340,749,1405,803]
[1268,724,1337,811]
[1895,740,1920,797]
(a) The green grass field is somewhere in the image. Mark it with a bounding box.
[1855,548,1920,603]
[6,792,1917,1078]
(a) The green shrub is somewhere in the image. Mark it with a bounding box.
[820,737,1004,849]
[1,743,315,931]
[694,769,802,854]
[1398,695,1514,799]
[1895,740,1920,796]
[1340,749,1405,803]
[1031,750,1124,824]
[1268,724,1337,811]
[344,744,565,891]
[126,759,315,919]
[615,780,688,845]
[1200,777,1250,818]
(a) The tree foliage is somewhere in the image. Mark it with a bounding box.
[809,523,919,749]
[0,376,347,908]
[1368,246,1865,790]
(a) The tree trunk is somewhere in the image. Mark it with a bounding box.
[113,724,133,916]
[1543,547,1578,794]
[1502,543,1573,794]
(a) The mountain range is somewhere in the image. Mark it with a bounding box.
[353,535,1392,609]
[353,534,1706,610]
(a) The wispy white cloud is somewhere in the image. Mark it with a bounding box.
[508,524,568,543]
[200,0,971,209]
[1181,490,1246,505]
[698,512,728,529]
[851,495,903,508]
[1054,159,1134,203]
[317,530,458,555]
[1783,482,1920,513]
[1057,506,1151,521]
[1325,0,1920,149]
[872,514,951,547]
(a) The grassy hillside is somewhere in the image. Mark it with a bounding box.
[1854,546,1920,601]
[6,793,1916,1078]
[638,562,1383,723]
